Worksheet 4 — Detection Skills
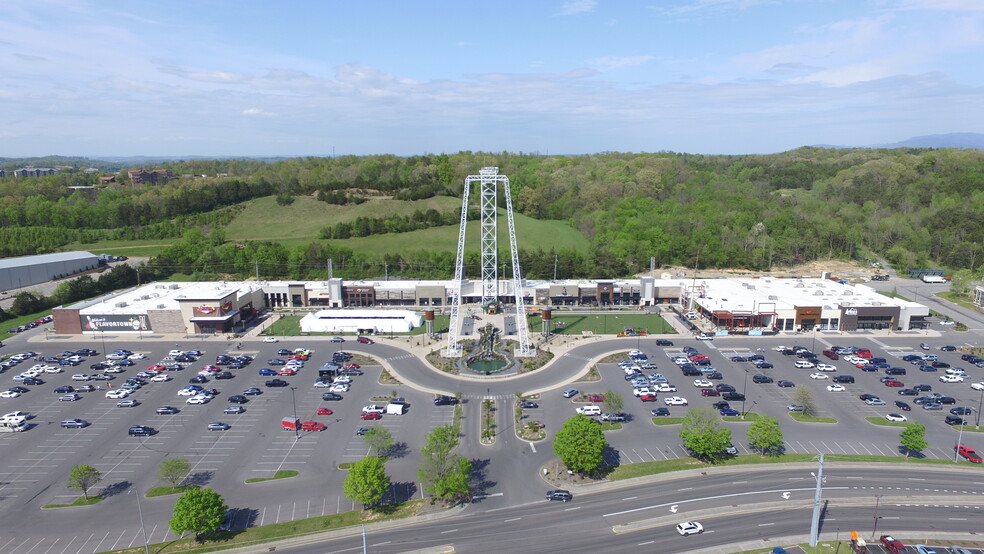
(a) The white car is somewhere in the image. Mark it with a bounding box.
[150,374,171,382]
[885,413,908,422]
[654,383,677,393]
[939,375,964,383]
[0,390,21,399]
[676,521,704,536]
[106,353,126,360]
[940,320,956,326]
[696,334,713,341]
[104,366,123,373]
[664,396,688,406]
[826,384,846,392]
[815,363,837,372]
[362,405,385,414]
[692,379,712,388]
[71,374,92,381]
[333,375,352,384]
[672,357,690,365]
[773,346,789,352]
[176,388,199,396]
[43,366,63,374]
[575,405,601,416]
[632,387,654,397]
[186,395,210,405]
[328,383,350,393]
[106,389,129,398]
[168,350,184,357]
[263,337,279,343]
[972,382,984,391]
[128,353,146,360]
[794,360,815,369]
[313,380,333,388]
[809,372,829,380]
[945,367,967,376]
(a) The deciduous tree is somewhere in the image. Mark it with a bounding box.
[552,414,607,474]
[792,387,817,416]
[602,389,624,416]
[157,457,191,487]
[899,422,928,457]
[169,487,226,540]
[343,456,390,508]
[361,426,393,456]
[67,464,102,500]
[746,415,783,455]
[679,407,732,461]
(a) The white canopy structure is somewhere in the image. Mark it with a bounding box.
[299,309,422,334]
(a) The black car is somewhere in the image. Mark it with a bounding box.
[748,354,765,361]
[938,396,956,405]
[227,361,246,369]
[434,395,458,406]
[715,384,736,393]
[189,375,209,384]
[712,401,731,410]
[265,379,288,387]
[941,345,957,352]
[913,384,933,392]
[931,361,950,368]
[545,489,573,502]
[9,386,30,394]
[752,375,773,384]
[885,367,906,375]
[243,387,262,396]
[173,355,196,363]
[54,385,75,394]
[945,415,965,426]
[277,349,292,356]
[322,392,343,401]
[894,400,911,411]
[75,349,98,356]
[651,407,671,416]
[681,367,702,376]
[832,375,855,383]
[777,380,795,388]
[115,359,135,366]
[731,356,747,362]
[267,359,287,365]
[521,401,539,409]
[21,377,43,386]
[90,362,111,370]
[156,406,180,415]
[655,339,673,346]
[897,388,918,396]
[951,406,973,415]
[755,362,774,369]
[722,392,745,401]
[705,372,723,380]
[214,371,234,380]
[228,395,248,404]
[912,396,932,405]
[128,425,154,437]
[859,393,877,401]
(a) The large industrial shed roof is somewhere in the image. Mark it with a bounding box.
[0,251,96,270]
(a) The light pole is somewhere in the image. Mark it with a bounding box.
[289,387,299,440]
[100,329,107,356]
[871,494,882,539]
[976,387,983,430]
[128,488,150,554]
[955,422,965,461]
[741,368,749,418]
[809,454,825,547]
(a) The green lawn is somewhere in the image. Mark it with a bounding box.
[146,485,198,497]
[245,470,299,483]
[531,313,674,336]
[652,417,685,426]
[865,416,912,428]
[790,412,838,423]
[42,496,103,508]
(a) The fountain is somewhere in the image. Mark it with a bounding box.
[463,324,513,374]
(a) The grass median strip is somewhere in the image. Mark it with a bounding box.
[651,417,685,425]
[790,412,837,423]
[42,496,102,509]
[245,470,299,483]
[865,416,911,428]
[147,485,199,497]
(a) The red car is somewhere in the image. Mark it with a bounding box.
[316,407,333,416]
[360,412,382,420]
[638,394,657,402]
[879,535,910,554]
[344,364,361,370]
[955,444,982,463]
[856,350,873,359]
[700,389,720,397]
[689,354,708,362]
[301,421,325,432]
[586,394,605,402]
[884,379,904,387]
[148,364,166,372]
[278,368,297,376]
[288,354,309,361]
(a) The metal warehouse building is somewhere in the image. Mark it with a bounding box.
[0,251,100,292]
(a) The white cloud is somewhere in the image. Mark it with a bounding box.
[558,0,597,16]
[242,108,275,117]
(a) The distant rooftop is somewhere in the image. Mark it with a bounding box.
[0,251,96,270]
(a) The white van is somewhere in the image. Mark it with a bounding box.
[386,402,407,415]
[576,405,601,416]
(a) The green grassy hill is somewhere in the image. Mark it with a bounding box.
[70,195,590,256]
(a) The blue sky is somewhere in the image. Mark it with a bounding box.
[1,0,982,157]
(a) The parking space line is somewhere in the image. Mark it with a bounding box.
[71,533,94,554]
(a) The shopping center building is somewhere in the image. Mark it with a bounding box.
[51,275,930,336]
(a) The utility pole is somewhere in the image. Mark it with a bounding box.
[810,454,825,546]
[255,260,260,281]
[553,255,558,281]
[327,259,333,279]
[650,256,655,275]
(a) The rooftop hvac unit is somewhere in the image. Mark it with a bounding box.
[155,284,166,289]
[140,295,150,300]
[168,284,180,290]
[814,290,824,296]
[842,290,853,296]
[115,301,127,308]
[795,281,805,288]
[157,304,166,309]
[176,295,186,299]
[768,295,778,301]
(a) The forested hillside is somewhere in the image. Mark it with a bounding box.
[1,148,982,281]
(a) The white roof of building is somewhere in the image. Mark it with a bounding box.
[0,251,96,270]
[76,281,263,315]
[681,277,920,312]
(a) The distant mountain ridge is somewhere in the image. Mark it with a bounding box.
[867,132,984,149]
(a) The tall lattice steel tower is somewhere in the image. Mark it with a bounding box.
[445,167,533,358]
